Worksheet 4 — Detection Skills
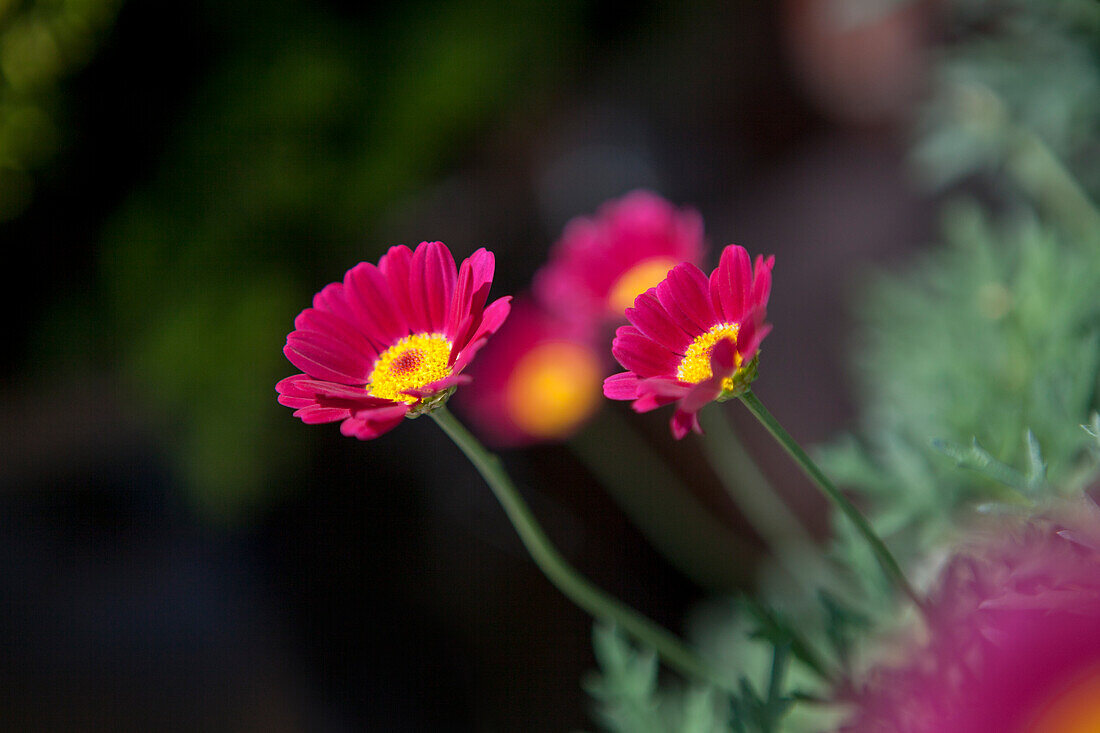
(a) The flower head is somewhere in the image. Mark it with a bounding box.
[456,300,603,446]
[848,497,1100,732]
[603,244,773,439]
[534,190,705,329]
[276,241,511,440]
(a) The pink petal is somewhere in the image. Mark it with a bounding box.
[611,327,679,378]
[709,336,739,376]
[277,375,396,410]
[379,245,430,334]
[633,377,690,412]
[447,248,495,342]
[351,403,412,422]
[748,254,775,312]
[294,306,378,362]
[304,380,376,402]
[626,290,693,354]
[670,409,702,440]
[448,313,475,360]
[340,405,409,440]
[412,241,458,333]
[678,379,723,415]
[294,405,353,424]
[279,374,365,402]
[711,245,752,322]
[457,296,512,355]
[676,339,735,414]
[656,263,714,336]
[344,261,410,349]
[284,331,372,384]
[277,390,317,410]
[277,373,317,399]
[402,373,472,398]
[312,282,359,328]
[636,376,692,398]
[666,263,716,330]
[450,336,488,374]
[735,309,772,361]
[603,372,641,400]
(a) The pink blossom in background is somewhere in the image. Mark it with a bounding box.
[534,190,705,330]
[455,300,603,447]
[604,244,773,439]
[276,241,511,440]
[848,496,1100,733]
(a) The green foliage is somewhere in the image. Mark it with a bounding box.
[587,622,808,733]
[787,1,1100,719]
[930,430,1045,497]
[586,623,728,733]
[818,203,1100,566]
[795,203,1100,686]
[587,592,863,733]
[0,0,122,219]
[913,0,1100,191]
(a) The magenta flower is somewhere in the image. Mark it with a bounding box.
[534,190,705,328]
[603,244,774,439]
[847,498,1100,732]
[456,299,603,446]
[276,241,511,440]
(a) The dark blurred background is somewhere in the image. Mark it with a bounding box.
[0,0,937,729]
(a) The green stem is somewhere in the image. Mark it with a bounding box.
[958,80,1100,240]
[429,405,726,688]
[737,390,925,613]
[764,643,791,732]
[699,408,825,591]
[572,408,757,593]
[1006,124,1100,241]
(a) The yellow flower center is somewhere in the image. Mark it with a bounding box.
[677,322,742,391]
[506,341,601,438]
[368,333,453,403]
[1027,667,1100,733]
[608,256,679,315]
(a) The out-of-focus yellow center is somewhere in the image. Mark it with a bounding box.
[677,323,741,391]
[506,341,601,438]
[608,257,679,315]
[1027,668,1100,733]
[368,333,453,403]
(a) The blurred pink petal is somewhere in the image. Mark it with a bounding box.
[534,190,705,329]
[455,300,603,447]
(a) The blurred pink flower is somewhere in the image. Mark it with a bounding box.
[848,496,1100,732]
[277,241,511,440]
[534,190,705,329]
[456,300,603,447]
[603,244,773,439]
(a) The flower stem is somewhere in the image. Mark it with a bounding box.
[429,405,726,688]
[573,408,757,592]
[737,390,925,613]
[1007,123,1100,241]
[699,408,821,576]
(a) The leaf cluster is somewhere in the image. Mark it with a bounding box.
[586,616,813,733]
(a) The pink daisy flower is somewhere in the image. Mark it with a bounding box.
[603,244,774,439]
[456,299,603,447]
[534,190,705,328]
[847,497,1100,732]
[276,241,511,440]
